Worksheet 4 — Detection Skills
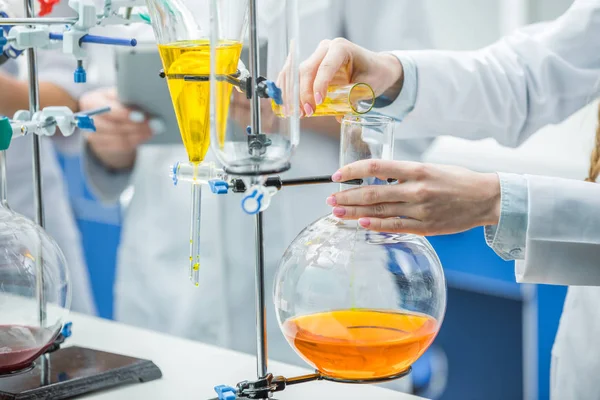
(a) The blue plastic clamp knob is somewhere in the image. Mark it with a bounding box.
[76,115,96,132]
[0,32,6,47]
[241,189,263,215]
[74,65,86,83]
[209,179,229,195]
[61,322,73,339]
[172,162,180,186]
[214,385,237,400]
[246,126,252,135]
[266,80,283,105]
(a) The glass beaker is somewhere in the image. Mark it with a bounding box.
[272,83,375,118]
[273,115,446,382]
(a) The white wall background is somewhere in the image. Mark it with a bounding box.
[423,0,574,50]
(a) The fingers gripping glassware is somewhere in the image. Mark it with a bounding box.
[273,83,375,118]
[273,115,447,382]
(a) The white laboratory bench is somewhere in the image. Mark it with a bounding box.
[64,313,426,400]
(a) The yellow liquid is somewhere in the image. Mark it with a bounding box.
[282,309,437,381]
[271,83,374,118]
[158,40,243,163]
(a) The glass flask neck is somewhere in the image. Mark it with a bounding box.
[338,115,394,192]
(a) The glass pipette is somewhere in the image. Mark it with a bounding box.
[189,183,201,286]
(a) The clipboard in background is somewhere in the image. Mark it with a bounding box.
[115,44,181,145]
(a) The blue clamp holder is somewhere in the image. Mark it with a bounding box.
[61,322,73,339]
[76,115,96,131]
[209,179,229,194]
[214,385,237,400]
[171,162,180,186]
[0,31,6,47]
[48,32,138,48]
[265,80,283,105]
[49,32,136,83]
[241,189,263,215]
[74,64,86,83]
[0,12,23,59]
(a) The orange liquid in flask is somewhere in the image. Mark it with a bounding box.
[282,309,437,381]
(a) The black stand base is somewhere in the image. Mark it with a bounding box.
[0,346,162,400]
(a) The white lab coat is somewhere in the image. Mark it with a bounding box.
[378,1,600,398]
[83,0,433,381]
[0,1,96,315]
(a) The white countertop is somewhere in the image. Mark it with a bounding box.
[66,313,426,400]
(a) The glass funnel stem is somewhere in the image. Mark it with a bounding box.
[0,151,9,209]
[189,183,202,286]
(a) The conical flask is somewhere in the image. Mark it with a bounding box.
[146,0,248,164]
[273,116,446,382]
[0,141,70,374]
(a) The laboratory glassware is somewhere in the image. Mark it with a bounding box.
[272,83,375,117]
[208,0,300,176]
[0,146,70,374]
[146,0,248,285]
[273,115,447,382]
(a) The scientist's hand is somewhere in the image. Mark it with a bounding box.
[328,160,501,235]
[229,90,277,133]
[81,88,153,170]
[298,38,403,117]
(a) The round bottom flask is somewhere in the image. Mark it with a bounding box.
[274,216,445,381]
[0,206,70,374]
[273,115,446,382]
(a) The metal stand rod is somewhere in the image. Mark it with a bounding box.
[23,0,48,384]
[248,0,261,145]
[248,0,268,386]
[254,211,268,381]
[284,373,322,386]
[0,17,78,25]
[280,176,364,187]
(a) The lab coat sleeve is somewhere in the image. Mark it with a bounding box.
[82,141,132,205]
[516,175,600,286]
[379,0,600,147]
[485,173,528,260]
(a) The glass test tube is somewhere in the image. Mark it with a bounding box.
[189,183,201,286]
[272,83,375,118]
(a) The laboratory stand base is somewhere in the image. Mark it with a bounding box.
[0,346,162,400]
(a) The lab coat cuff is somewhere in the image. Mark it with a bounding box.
[372,52,418,121]
[484,172,528,261]
[82,140,132,205]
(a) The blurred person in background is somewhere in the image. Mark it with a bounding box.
[0,0,96,314]
[79,1,433,389]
